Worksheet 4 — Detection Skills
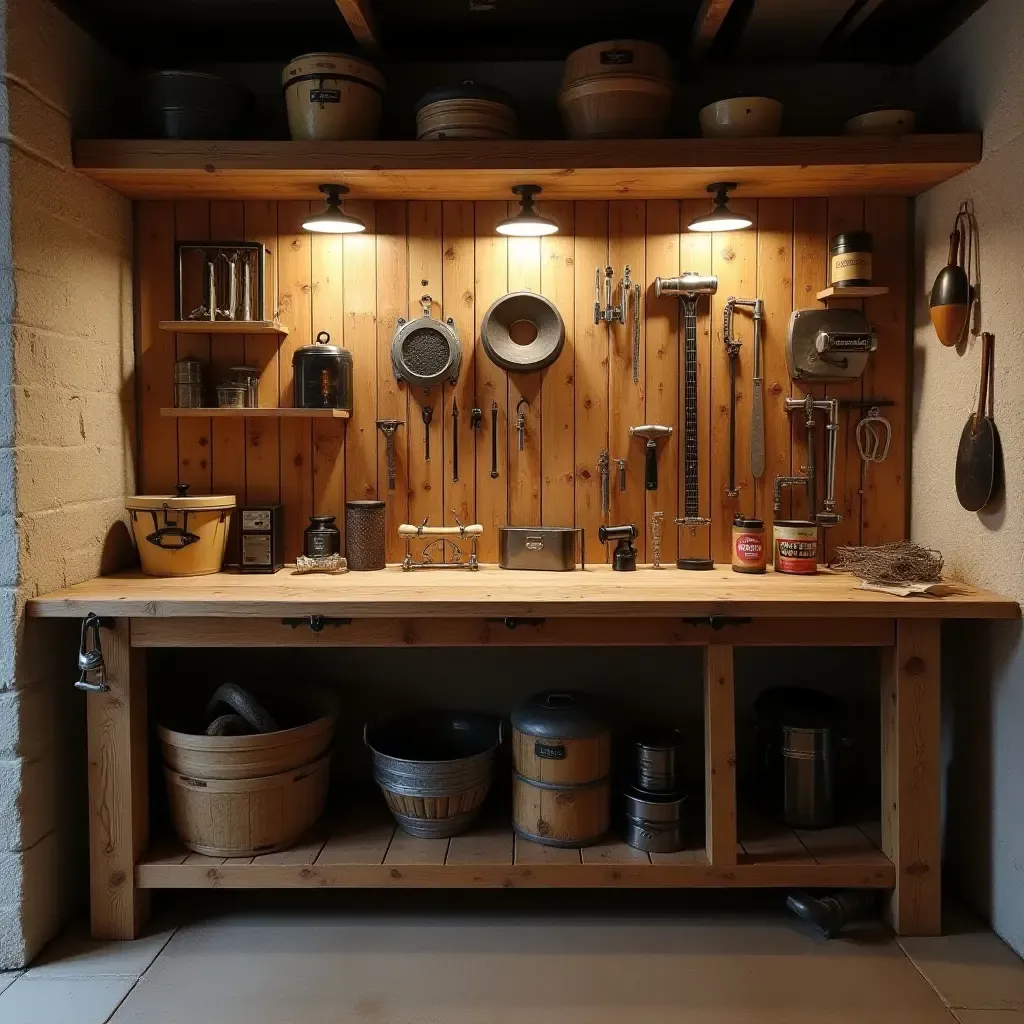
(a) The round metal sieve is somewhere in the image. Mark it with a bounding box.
[391,295,462,389]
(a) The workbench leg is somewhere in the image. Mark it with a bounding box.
[705,644,737,867]
[881,618,941,936]
[87,619,149,940]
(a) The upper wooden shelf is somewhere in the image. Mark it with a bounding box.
[72,136,982,200]
[27,564,1018,621]
[817,286,890,300]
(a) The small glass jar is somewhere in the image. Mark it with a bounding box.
[303,515,341,558]
[216,382,248,409]
[732,516,766,574]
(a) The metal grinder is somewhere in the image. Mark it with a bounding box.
[599,524,638,572]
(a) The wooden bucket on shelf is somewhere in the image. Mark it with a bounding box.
[164,754,331,857]
[511,691,612,847]
[157,688,338,780]
[282,52,384,141]
[558,40,672,139]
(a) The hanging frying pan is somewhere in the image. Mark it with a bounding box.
[480,291,565,373]
[391,294,462,389]
[955,332,1000,512]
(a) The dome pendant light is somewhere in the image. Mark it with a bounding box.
[687,182,752,233]
[303,184,366,234]
[496,185,559,237]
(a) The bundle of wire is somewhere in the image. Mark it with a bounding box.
[831,542,943,586]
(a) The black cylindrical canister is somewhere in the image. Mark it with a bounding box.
[303,515,341,558]
[830,232,873,288]
[292,331,354,410]
[344,500,386,570]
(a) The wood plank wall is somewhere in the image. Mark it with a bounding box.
[135,197,909,567]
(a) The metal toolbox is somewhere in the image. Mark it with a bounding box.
[239,505,283,573]
[498,526,584,571]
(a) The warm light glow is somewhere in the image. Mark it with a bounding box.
[495,216,559,237]
[302,213,367,234]
[687,211,754,232]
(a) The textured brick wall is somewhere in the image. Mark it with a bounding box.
[0,0,134,968]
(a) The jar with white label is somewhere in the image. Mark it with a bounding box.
[830,232,873,288]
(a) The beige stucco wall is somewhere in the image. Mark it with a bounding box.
[0,0,134,968]
[913,0,1024,955]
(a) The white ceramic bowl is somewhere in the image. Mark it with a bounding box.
[845,109,916,135]
[699,97,783,138]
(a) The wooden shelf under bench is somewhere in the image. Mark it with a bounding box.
[138,816,893,891]
[73,135,982,200]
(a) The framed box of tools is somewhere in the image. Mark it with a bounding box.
[174,241,274,322]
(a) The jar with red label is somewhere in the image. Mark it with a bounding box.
[731,516,766,574]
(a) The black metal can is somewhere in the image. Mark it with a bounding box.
[303,515,341,558]
[830,231,873,288]
[344,500,386,571]
[293,331,354,410]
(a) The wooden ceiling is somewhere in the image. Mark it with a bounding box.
[57,0,989,65]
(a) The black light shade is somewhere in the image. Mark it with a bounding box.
[496,185,559,237]
[687,182,752,233]
[303,184,366,234]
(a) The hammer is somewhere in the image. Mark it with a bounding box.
[629,424,673,491]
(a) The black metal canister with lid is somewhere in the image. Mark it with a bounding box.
[293,331,353,410]
[303,515,341,558]
[829,232,873,288]
[344,500,386,570]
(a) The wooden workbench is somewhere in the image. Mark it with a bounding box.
[29,565,1018,941]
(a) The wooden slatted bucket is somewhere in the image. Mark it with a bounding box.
[283,52,385,141]
[416,82,517,140]
[158,688,338,780]
[164,755,331,857]
[558,40,672,139]
[511,691,611,846]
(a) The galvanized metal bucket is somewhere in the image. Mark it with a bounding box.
[365,713,502,839]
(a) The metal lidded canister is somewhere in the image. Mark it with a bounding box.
[830,231,873,288]
[633,729,683,793]
[511,691,611,847]
[623,786,686,853]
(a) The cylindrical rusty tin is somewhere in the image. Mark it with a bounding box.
[773,520,818,575]
[345,500,386,570]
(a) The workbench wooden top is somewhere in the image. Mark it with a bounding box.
[26,565,1019,620]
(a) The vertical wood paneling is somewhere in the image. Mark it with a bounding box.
[790,199,828,527]
[824,197,866,559]
[174,201,212,493]
[574,202,609,564]
[644,201,680,566]
[710,199,758,564]
[608,201,647,557]
[209,201,246,560]
[755,199,794,543]
[507,219,542,525]
[135,202,176,494]
[137,197,911,568]
[407,203,445,548]
[539,201,576,528]
[310,211,346,538]
[375,202,410,563]
[677,200,713,567]
[341,200,377,502]
[277,201,313,562]
[443,202,476,526]
[243,201,281,505]
[473,202,509,562]
[862,197,909,545]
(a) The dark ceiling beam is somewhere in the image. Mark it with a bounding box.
[740,0,862,57]
[335,0,379,53]
[691,0,739,55]
[832,0,886,40]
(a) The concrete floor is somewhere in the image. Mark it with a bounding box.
[2,898,1023,1024]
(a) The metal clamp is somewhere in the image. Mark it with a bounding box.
[487,617,547,630]
[680,615,752,631]
[75,613,113,692]
[281,616,352,633]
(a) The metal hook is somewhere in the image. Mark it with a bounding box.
[76,614,110,692]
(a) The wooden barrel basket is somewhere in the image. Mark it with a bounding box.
[415,82,517,141]
[511,691,611,847]
[282,52,384,141]
[558,40,672,139]
[159,687,337,856]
